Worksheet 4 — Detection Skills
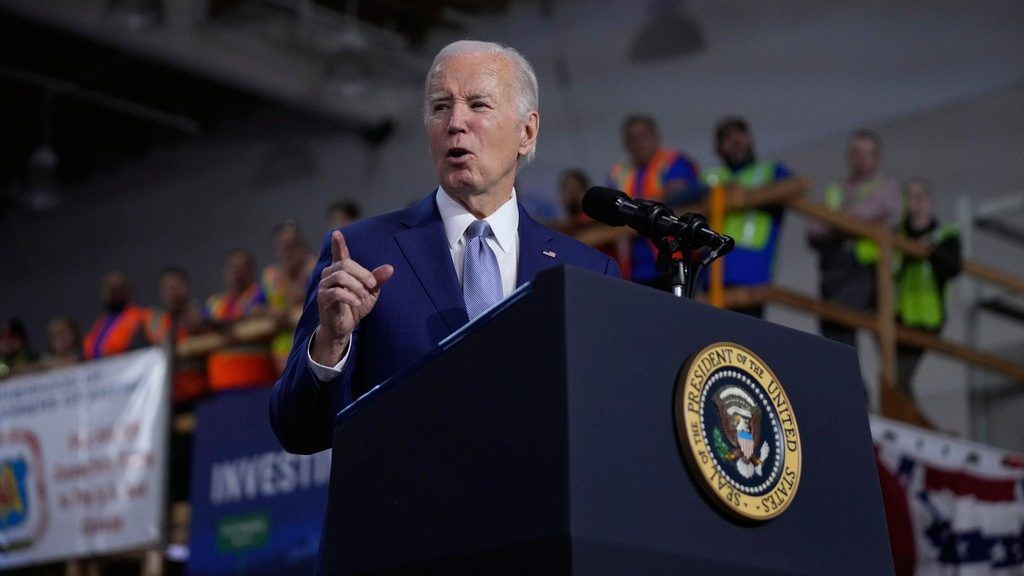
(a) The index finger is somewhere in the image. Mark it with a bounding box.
[331,230,350,263]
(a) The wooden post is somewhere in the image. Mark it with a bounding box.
[875,232,898,408]
[143,548,164,576]
[708,181,727,308]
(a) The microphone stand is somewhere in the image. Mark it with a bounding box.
[654,213,734,299]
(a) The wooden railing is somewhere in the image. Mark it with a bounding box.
[554,178,1024,426]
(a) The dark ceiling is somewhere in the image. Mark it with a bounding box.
[295,0,512,46]
[0,0,513,200]
[0,12,264,192]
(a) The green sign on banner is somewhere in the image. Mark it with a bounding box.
[217,512,270,554]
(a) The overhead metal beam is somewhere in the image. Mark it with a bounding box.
[0,63,201,134]
[0,0,413,130]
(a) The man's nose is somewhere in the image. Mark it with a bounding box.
[447,104,469,133]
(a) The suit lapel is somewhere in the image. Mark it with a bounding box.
[516,204,555,286]
[395,194,469,332]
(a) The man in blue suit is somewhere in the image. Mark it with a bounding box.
[270,40,620,456]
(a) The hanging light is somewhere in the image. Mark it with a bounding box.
[23,143,61,212]
[107,0,164,31]
[629,0,706,63]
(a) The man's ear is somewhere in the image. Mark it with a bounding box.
[519,111,539,156]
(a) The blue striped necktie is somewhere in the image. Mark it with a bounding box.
[462,219,502,319]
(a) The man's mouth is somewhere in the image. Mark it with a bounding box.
[446,147,471,159]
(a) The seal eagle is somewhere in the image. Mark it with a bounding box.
[714,386,763,467]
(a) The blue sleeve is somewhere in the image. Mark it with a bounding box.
[664,155,699,187]
[767,162,792,223]
[664,155,705,204]
[253,287,267,306]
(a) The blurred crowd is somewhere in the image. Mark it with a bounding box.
[556,115,960,392]
[1,115,961,397]
[0,200,362,405]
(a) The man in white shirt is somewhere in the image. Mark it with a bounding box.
[270,40,620,456]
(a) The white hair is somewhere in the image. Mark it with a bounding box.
[423,40,539,165]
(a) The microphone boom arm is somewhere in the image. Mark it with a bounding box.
[653,212,735,299]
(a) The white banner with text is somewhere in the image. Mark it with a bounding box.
[0,347,169,568]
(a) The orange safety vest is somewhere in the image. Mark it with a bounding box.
[146,311,209,404]
[83,306,152,360]
[205,284,276,391]
[608,149,684,201]
[608,149,690,280]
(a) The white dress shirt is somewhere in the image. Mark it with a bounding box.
[308,187,520,380]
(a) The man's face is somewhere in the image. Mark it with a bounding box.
[560,175,586,217]
[47,321,76,356]
[0,325,24,356]
[223,253,254,293]
[275,228,307,271]
[847,136,880,179]
[905,182,933,223]
[716,127,753,166]
[624,121,660,166]
[425,53,537,202]
[101,273,130,312]
[159,274,191,313]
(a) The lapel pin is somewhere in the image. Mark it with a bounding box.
[543,250,557,258]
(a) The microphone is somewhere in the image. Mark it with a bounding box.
[581,186,727,249]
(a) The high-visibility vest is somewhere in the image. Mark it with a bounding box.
[609,149,694,282]
[205,284,276,391]
[703,161,778,251]
[702,161,786,286]
[261,260,314,360]
[262,264,309,311]
[83,305,151,360]
[823,178,894,265]
[608,149,686,200]
[895,225,959,330]
[206,283,264,320]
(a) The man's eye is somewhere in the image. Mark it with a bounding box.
[433,103,450,112]
[470,101,489,109]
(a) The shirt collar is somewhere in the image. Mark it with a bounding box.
[436,187,519,255]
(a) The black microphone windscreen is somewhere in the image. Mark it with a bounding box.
[582,186,629,226]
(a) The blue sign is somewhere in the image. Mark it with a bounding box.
[189,387,330,576]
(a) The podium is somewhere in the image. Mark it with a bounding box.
[322,266,894,575]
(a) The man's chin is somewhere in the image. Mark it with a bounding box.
[442,176,478,196]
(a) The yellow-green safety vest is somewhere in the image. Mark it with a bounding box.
[703,161,778,251]
[895,225,959,330]
[823,179,892,265]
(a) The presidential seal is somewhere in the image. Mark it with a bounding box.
[673,342,801,522]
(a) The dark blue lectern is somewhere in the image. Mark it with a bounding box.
[322,266,894,575]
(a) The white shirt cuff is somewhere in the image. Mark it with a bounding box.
[306,332,351,381]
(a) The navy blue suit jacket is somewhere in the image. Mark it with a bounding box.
[269,193,620,455]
